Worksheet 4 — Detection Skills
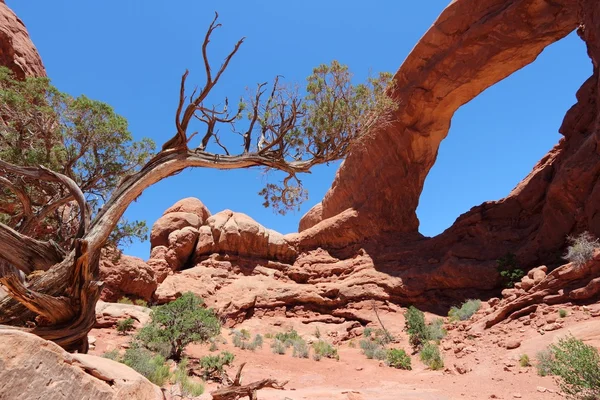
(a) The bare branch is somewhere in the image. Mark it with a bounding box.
[0,223,64,273]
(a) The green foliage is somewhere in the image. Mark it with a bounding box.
[564,232,600,267]
[420,342,444,370]
[426,318,447,341]
[536,349,555,377]
[372,328,394,346]
[231,330,262,351]
[363,327,373,338]
[240,329,251,340]
[559,309,568,318]
[520,354,531,367]
[386,348,412,370]
[448,300,481,322]
[359,339,383,360]
[173,358,204,397]
[102,349,120,361]
[199,351,235,381]
[116,317,135,334]
[549,336,600,400]
[264,333,273,339]
[118,297,134,305]
[312,340,339,361]
[404,306,428,350]
[0,67,154,249]
[292,338,310,359]
[137,292,220,360]
[134,299,148,307]
[497,253,525,288]
[275,329,301,345]
[208,340,218,352]
[252,334,264,349]
[271,339,286,355]
[122,346,171,386]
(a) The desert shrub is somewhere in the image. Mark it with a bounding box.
[271,339,286,355]
[252,334,263,348]
[359,339,380,359]
[314,327,321,339]
[264,333,273,339]
[116,317,135,334]
[118,297,134,305]
[420,342,444,370]
[363,327,373,338]
[173,358,204,397]
[134,299,148,307]
[386,348,412,370]
[208,339,218,352]
[559,309,568,318]
[292,338,310,358]
[231,330,258,351]
[404,306,428,350]
[497,253,525,288]
[536,348,555,377]
[275,329,301,346]
[122,346,171,386]
[426,318,447,341]
[549,336,600,400]
[312,340,339,361]
[240,329,251,340]
[564,232,600,267]
[448,300,481,322]
[520,354,531,367]
[199,351,235,381]
[373,347,388,361]
[137,292,220,360]
[372,328,394,346]
[102,349,120,361]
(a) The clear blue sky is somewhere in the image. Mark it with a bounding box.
[11,1,591,259]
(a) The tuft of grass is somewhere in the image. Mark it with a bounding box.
[271,339,286,355]
[314,326,321,339]
[134,299,148,307]
[117,296,134,305]
[312,340,339,361]
[520,354,531,367]
[386,348,412,370]
[275,329,301,345]
[448,300,481,322]
[559,309,568,318]
[122,346,171,386]
[173,358,204,397]
[363,327,373,338]
[536,349,555,377]
[264,333,273,339]
[116,317,135,334]
[252,334,263,349]
[419,342,444,370]
[292,338,310,358]
[426,318,447,341]
[359,339,385,360]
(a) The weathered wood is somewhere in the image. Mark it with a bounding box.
[210,363,288,400]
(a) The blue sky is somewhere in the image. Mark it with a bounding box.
[11,1,591,259]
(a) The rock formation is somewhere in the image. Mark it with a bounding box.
[0,329,163,400]
[0,1,45,78]
[99,249,157,302]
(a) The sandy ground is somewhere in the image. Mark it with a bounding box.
[90,305,600,400]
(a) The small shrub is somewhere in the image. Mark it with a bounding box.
[133,299,147,307]
[497,253,525,288]
[372,328,394,346]
[199,351,235,381]
[122,346,171,386]
[550,336,600,400]
[209,340,218,352]
[271,339,286,355]
[386,348,412,370]
[426,318,447,341]
[359,339,380,359]
[420,342,444,370]
[292,338,310,358]
[404,306,428,350]
[559,309,568,318]
[264,333,273,339]
[102,349,120,361]
[314,327,321,339]
[118,297,134,305]
[564,232,600,267]
[116,317,135,334]
[173,358,204,397]
[137,292,220,360]
[252,334,263,349]
[312,340,339,361]
[231,330,257,351]
[240,329,251,340]
[348,340,357,348]
[363,327,373,338]
[536,348,555,377]
[275,329,301,346]
[448,300,481,322]
[373,347,388,361]
[519,354,531,367]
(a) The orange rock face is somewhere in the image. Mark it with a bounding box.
[0,2,45,78]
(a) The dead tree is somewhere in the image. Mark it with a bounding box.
[0,13,392,351]
[211,363,288,400]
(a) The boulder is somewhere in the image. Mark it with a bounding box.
[99,251,157,302]
[0,330,163,400]
[150,211,201,248]
[95,300,151,328]
[163,197,211,222]
[299,202,322,232]
[166,226,199,270]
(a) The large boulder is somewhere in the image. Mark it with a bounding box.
[0,330,163,400]
[0,2,46,78]
[150,212,201,249]
[163,197,211,221]
[99,250,157,302]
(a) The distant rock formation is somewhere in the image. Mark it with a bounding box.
[0,1,45,78]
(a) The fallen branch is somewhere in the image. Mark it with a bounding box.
[211,363,288,400]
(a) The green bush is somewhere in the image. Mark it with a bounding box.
[497,253,525,288]
[536,349,555,377]
[559,309,568,318]
[102,349,120,361]
[122,346,171,386]
[372,328,394,346]
[199,351,235,381]
[137,292,220,360]
[363,327,373,338]
[252,334,264,349]
[420,342,444,370]
[173,358,204,397]
[275,329,301,346]
[520,354,531,367]
[386,348,412,370]
[359,339,385,360]
[271,339,286,355]
[116,317,135,334]
[426,318,447,341]
[292,338,310,358]
[549,336,600,400]
[134,299,148,307]
[564,232,600,267]
[312,340,339,361]
[231,330,258,351]
[448,300,481,322]
[404,306,428,350]
[118,297,134,305]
